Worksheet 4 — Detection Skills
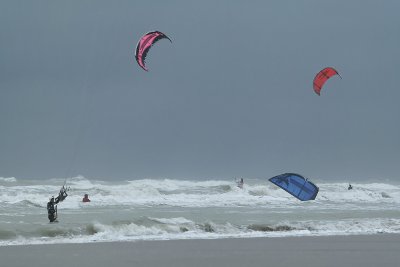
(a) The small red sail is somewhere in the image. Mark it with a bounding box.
[313,67,341,95]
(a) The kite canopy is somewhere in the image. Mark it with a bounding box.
[135,31,172,71]
[313,67,341,95]
[269,173,319,201]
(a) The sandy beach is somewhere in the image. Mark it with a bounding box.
[1,234,400,267]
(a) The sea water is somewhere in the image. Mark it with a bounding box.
[1,176,400,246]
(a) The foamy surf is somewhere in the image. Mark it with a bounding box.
[1,176,400,246]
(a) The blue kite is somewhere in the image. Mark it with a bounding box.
[269,173,319,201]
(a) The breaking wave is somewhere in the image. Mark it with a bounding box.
[0,177,17,183]
[1,176,400,246]
[1,176,400,209]
[2,216,400,246]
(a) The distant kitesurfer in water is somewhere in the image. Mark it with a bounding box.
[82,194,91,202]
[348,184,353,190]
[237,178,244,189]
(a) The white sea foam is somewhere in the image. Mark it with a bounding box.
[0,177,17,182]
[1,177,400,209]
[2,216,400,247]
[1,177,400,246]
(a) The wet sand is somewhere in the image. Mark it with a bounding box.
[1,235,400,267]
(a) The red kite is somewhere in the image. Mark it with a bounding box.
[313,67,341,95]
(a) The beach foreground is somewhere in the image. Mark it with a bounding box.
[1,235,400,267]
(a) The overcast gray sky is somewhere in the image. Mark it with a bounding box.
[1,0,399,181]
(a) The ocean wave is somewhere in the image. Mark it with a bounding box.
[0,230,17,240]
[1,178,400,209]
[247,224,296,232]
[0,177,17,183]
[2,216,400,246]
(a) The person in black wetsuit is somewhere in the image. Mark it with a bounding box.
[56,187,68,203]
[47,196,57,222]
[237,178,244,189]
[348,184,353,190]
[47,187,68,222]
